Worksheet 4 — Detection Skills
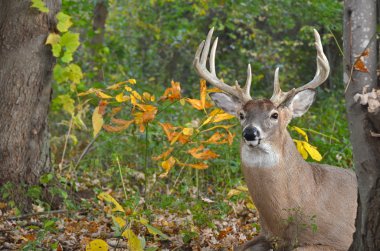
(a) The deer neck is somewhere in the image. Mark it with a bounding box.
[240,130,316,229]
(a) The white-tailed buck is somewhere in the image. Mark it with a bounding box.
[193,28,357,251]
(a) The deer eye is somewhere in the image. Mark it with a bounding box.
[239,112,245,120]
[271,112,279,120]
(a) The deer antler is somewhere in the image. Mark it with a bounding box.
[193,28,252,103]
[270,29,330,106]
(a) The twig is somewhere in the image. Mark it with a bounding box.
[59,115,74,173]
[74,133,100,168]
[344,31,377,93]
[5,209,68,221]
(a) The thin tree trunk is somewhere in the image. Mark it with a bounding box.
[344,0,380,250]
[92,0,108,82]
[0,0,60,212]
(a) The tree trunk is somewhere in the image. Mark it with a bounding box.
[92,0,108,82]
[0,0,60,212]
[343,0,380,250]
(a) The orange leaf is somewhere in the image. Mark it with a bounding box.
[188,145,219,160]
[111,118,134,125]
[111,107,122,116]
[200,79,207,109]
[160,80,181,102]
[354,58,369,73]
[159,122,176,141]
[203,132,229,145]
[152,147,174,161]
[103,121,133,132]
[177,161,208,170]
[98,100,108,115]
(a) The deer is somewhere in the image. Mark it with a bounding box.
[193,28,357,251]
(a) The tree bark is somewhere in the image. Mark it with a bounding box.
[0,0,61,211]
[344,0,380,250]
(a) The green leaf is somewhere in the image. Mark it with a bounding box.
[31,0,49,13]
[53,94,75,114]
[27,186,42,199]
[61,51,73,63]
[56,12,73,32]
[139,217,169,239]
[53,64,67,83]
[52,44,62,57]
[40,173,54,184]
[67,64,83,84]
[60,32,80,53]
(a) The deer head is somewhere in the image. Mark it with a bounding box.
[193,28,330,151]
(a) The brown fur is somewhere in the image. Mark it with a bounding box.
[238,100,357,251]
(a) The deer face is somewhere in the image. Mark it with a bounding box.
[210,90,316,149]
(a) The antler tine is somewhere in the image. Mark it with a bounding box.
[296,29,330,91]
[270,29,329,106]
[243,64,252,99]
[193,28,252,102]
[210,37,218,75]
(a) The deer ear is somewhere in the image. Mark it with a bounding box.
[209,92,242,116]
[287,89,316,118]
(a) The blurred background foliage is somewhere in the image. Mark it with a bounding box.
[49,0,351,210]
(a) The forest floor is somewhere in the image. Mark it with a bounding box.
[0,173,260,250]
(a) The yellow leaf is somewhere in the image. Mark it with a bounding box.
[292,126,308,142]
[236,185,249,192]
[182,127,194,136]
[97,192,125,212]
[202,109,235,126]
[45,33,60,45]
[115,92,130,102]
[201,124,235,133]
[246,202,256,210]
[112,216,126,228]
[78,88,97,96]
[95,90,113,99]
[107,81,127,90]
[161,156,176,176]
[92,106,104,137]
[85,239,108,251]
[125,86,133,92]
[128,79,137,84]
[227,189,243,198]
[122,229,144,251]
[131,91,142,101]
[185,98,212,110]
[303,141,322,161]
[294,140,308,160]
[179,98,186,105]
[143,92,155,102]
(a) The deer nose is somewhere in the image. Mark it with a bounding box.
[243,127,260,141]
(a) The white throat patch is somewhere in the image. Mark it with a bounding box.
[241,142,279,168]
